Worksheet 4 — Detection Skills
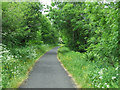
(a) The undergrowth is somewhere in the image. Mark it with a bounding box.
[58,47,119,88]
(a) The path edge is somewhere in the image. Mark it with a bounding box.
[17,46,56,88]
[57,48,80,88]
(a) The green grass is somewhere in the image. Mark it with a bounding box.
[58,47,119,88]
[2,44,55,88]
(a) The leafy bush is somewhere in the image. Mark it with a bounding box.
[2,2,58,47]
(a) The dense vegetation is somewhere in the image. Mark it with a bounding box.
[58,47,119,88]
[48,2,119,88]
[2,2,58,47]
[2,2,58,88]
[1,1,119,88]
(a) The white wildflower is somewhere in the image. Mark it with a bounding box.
[97,85,100,88]
[107,85,109,88]
[98,69,103,75]
[105,83,107,85]
[15,67,16,69]
[7,56,11,60]
[17,70,19,73]
[102,87,104,88]
[112,76,116,80]
[99,76,102,79]
[11,55,14,58]
[0,55,2,58]
[116,74,119,76]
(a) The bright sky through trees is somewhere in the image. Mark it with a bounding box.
[39,0,51,14]
[39,0,51,5]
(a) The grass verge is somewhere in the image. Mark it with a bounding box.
[57,47,119,88]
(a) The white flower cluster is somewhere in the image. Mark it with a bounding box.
[2,45,19,63]
[105,83,109,88]
[98,69,103,75]
[98,68,107,79]
[112,76,116,80]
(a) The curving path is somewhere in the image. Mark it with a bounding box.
[20,47,76,88]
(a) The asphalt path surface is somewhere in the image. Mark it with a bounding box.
[20,47,76,88]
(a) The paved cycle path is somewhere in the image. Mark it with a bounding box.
[20,47,76,88]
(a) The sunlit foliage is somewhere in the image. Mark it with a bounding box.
[51,1,119,88]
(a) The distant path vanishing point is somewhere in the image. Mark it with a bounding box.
[20,47,76,88]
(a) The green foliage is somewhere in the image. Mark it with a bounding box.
[58,47,119,88]
[52,2,119,88]
[48,2,88,51]
[2,2,58,88]
[2,1,119,88]
[2,2,58,47]
[84,2,119,66]
[49,1,119,66]
[58,46,70,53]
[40,15,58,44]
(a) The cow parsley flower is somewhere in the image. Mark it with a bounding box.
[112,76,116,80]
[107,85,109,88]
[97,85,100,88]
[98,69,103,75]
[99,76,102,79]
[105,83,107,85]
